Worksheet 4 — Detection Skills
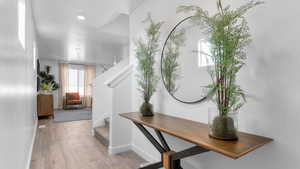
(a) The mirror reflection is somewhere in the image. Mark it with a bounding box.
[161,17,213,103]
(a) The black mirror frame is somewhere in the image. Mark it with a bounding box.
[160,16,209,104]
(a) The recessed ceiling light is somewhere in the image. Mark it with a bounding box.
[77,15,86,20]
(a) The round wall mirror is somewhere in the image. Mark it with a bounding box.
[161,16,213,104]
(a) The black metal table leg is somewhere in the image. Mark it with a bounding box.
[155,130,171,151]
[134,122,166,153]
[171,159,181,169]
[134,122,209,169]
[172,146,210,160]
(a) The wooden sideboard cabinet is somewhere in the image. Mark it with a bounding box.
[37,94,54,118]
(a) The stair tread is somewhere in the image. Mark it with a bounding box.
[94,126,109,146]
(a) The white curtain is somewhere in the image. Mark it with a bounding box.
[58,63,69,109]
[83,65,96,107]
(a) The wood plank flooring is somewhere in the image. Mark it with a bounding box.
[30,120,146,169]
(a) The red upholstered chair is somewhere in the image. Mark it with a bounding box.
[65,92,82,107]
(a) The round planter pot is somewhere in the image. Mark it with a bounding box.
[140,102,154,117]
[209,109,238,140]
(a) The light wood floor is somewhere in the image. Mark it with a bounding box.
[30,120,146,169]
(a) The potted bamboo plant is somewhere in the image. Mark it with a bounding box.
[178,0,263,140]
[135,14,163,116]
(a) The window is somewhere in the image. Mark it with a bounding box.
[198,39,214,67]
[18,0,26,49]
[68,66,85,95]
[33,43,37,69]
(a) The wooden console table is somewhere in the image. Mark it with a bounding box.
[120,112,273,169]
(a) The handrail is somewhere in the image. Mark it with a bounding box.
[104,64,132,88]
[92,59,128,86]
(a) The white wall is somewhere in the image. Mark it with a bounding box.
[96,65,105,77]
[92,43,126,64]
[39,59,59,109]
[109,68,132,154]
[130,0,300,168]
[95,43,129,77]
[120,44,129,61]
[0,0,37,169]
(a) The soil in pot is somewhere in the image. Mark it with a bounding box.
[210,115,238,140]
[140,102,154,117]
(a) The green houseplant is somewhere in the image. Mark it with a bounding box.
[135,14,163,116]
[178,0,263,140]
[39,65,59,93]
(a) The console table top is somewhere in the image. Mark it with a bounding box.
[120,112,273,159]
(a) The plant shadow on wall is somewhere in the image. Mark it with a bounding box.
[39,65,60,93]
[177,0,263,140]
[135,14,163,117]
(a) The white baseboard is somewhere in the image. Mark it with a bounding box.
[26,119,38,169]
[108,144,158,163]
[131,144,158,163]
[108,144,131,155]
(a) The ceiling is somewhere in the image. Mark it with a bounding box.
[32,0,144,64]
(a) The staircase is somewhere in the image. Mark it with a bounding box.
[92,59,128,128]
[94,118,110,146]
[92,59,133,153]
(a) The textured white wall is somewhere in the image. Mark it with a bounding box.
[96,65,105,77]
[39,59,60,109]
[0,0,38,169]
[130,0,300,168]
[95,43,129,78]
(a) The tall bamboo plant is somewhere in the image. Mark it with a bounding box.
[136,14,163,116]
[178,0,263,139]
[178,0,262,116]
[162,29,186,94]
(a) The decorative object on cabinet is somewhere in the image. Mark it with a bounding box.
[135,14,163,116]
[38,65,59,94]
[177,0,263,140]
[37,94,54,118]
[120,112,273,169]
